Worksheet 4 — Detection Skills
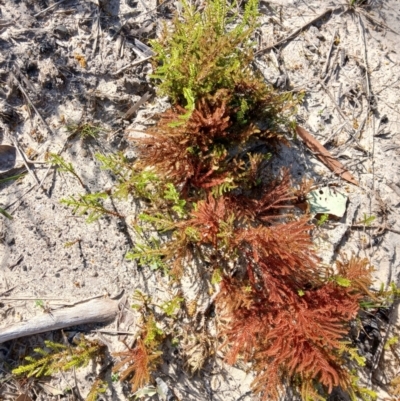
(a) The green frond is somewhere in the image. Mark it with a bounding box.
[150,0,261,108]
[12,337,105,379]
[86,378,108,401]
[60,192,122,222]
[143,314,164,347]
[126,237,167,271]
[160,295,184,318]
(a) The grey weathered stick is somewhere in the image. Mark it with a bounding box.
[112,55,153,76]
[123,92,152,120]
[0,298,119,343]
[34,0,66,17]
[10,72,56,136]
[358,15,371,100]
[256,7,338,55]
[10,138,42,189]
[321,29,337,79]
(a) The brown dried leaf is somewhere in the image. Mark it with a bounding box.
[295,126,359,186]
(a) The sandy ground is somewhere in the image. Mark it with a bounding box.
[0,0,399,399]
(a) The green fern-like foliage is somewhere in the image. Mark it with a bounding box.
[61,193,123,222]
[151,0,259,108]
[12,337,106,378]
[96,152,161,201]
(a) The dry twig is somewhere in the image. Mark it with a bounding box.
[112,55,153,76]
[256,7,339,55]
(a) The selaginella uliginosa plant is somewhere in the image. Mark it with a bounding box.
[63,0,377,399]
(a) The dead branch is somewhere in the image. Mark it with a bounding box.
[0,298,119,343]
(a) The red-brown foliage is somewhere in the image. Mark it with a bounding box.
[134,89,284,196]
[179,194,229,247]
[216,251,373,400]
[112,339,162,392]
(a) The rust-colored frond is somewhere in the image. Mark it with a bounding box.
[186,90,232,150]
[236,218,318,276]
[113,339,162,392]
[231,169,297,222]
[335,256,375,299]
[136,133,196,184]
[217,275,360,400]
[181,194,229,246]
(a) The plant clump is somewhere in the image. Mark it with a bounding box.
[58,0,382,400]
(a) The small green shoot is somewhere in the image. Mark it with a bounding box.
[143,315,164,347]
[35,299,45,308]
[126,238,166,271]
[384,336,399,351]
[349,0,367,7]
[139,212,176,232]
[0,207,12,220]
[163,183,187,218]
[96,153,160,200]
[334,276,351,288]
[0,172,27,183]
[160,295,184,318]
[86,378,108,401]
[131,289,153,311]
[66,122,102,140]
[211,268,223,285]
[348,372,378,401]
[358,214,376,227]
[64,239,81,248]
[360,282,400,309]
[12,338,105,378]
[48,153,85,188]
[61,193,123,223]
[316,213,329,226]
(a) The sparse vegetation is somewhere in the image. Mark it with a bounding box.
[47,153,85,188]
[66,122,103,140]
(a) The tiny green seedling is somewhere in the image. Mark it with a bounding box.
[66,122,102,140]
[160,295,184,318]
[163,183,187,218]
[35,299,45,309]
[64,239,81,248]
[47,153,85,188]
[349,0,367,7]
[316,213,329,226]
[126,238,167,271]
[358,213,376,227]
[384,336,399,351]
